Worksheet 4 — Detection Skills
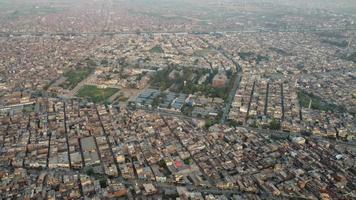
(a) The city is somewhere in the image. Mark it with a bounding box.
[0,0,355,199]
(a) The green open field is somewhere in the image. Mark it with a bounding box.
[76,85,119,103]
[297,90,346,113]
[149,45,164,53]
[59,67,94,90]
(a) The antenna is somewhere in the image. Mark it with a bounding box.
[344,19,352,50]
[308,99,312,109]
[348,36,353,49]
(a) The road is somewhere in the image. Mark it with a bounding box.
[131,104,356,148]
[138,106,356,148]
[245,80,256,123]
[264,82,270,116]
[25,166,245,197]
[0,27,355,38]
[249,126,356,148]
[221,74,242,124]
[280,83,285,120]
[198,37,243,124]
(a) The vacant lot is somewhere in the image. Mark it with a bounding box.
[76,85,119,103]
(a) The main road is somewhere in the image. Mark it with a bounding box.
[0,27,355,38]
[134,106,356,148]
[198,37,243,124]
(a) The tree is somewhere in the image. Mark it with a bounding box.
[101,59,109,65]
[301,130,312,137]
[226,69,233,78]
[194,59,199,65]
[85,166,94,176]
[269,119,281,130]
[152,97,160,107]
[214,87,227,99]
[99,176,108,188]
[228,120,240,127]
[158,159,167,168]
[86,59,97,67]
[205,119,216,129]
[183,158,193,165]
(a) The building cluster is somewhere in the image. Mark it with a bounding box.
[0,35,107,95]
[202,32,356,139]
[0,30,355,138]
[0,99,355,199]
[131,88,224,120]
[1,30,355,139]
[0,167,128,199]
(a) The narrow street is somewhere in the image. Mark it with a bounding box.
[93,135,106,174]
[78,137,85,168]
[161,116,215,187]
[46,132,52,168]
[63,102,72,169]
[245,80,256,123]
[94,104,122,177]
[280,83,285,120]
[264,82,270,116]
